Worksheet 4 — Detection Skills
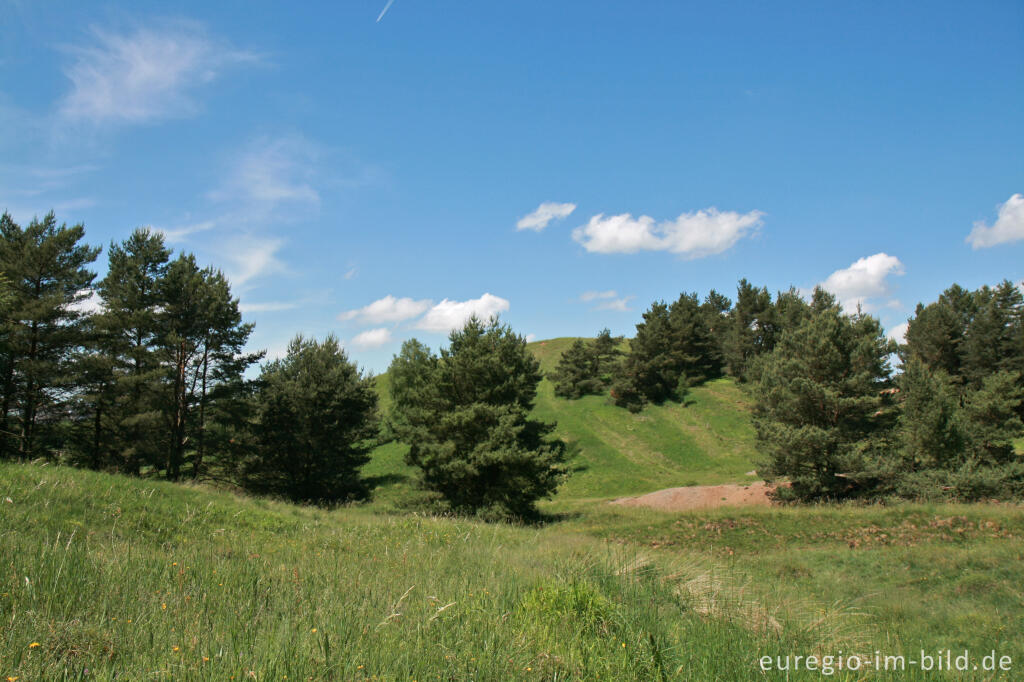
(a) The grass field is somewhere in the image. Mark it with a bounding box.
[4,337,1023,680]
[1,461,814,681]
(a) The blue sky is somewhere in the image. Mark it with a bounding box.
[2,0,1022,372]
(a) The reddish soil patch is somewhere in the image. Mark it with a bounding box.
[612,482,777,512]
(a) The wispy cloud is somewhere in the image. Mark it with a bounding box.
[339,295,433,325]
[594,296,633,312]
[154,219,216,243]
[59,20,258,125]
[517,201,576,231]
[966,193,1024,249]
[210,134,321,219]
[224,237,286,288]
[350,327,392,349]
[819,253,905,311]
[572,207,763,258]
[579,289,632,311]
[415,293,510,332]
[579,290,617,302]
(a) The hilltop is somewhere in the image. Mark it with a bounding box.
[364,337,762,506]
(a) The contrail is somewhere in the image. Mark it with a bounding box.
[376,0,395,22]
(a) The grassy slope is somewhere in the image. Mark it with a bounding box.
[0,461,810,681]
[364,337,761,504]
[577,503,1024,670]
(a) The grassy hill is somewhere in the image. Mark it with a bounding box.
[365,337,762,505]
[0,460,809,681]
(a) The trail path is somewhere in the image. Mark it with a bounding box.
[611,481,776,511]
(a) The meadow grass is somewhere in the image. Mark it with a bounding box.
[566,501,1024,677]
[2,461,823,681]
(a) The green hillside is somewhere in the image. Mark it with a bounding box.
[0,460,807,681]
[365,337,761,504]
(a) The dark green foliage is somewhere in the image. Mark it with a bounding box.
[550,329,623,399]
[724,279,773,380]
[961,370,1024,465]
[156,254,259,480]
[551,339,602,398]
[243,335,379,503]
[91,228,171,474]
[752,292,896,500]
[897,359,965,471]
[0,212,100,460]
[612,293,722,410]
[389,317,567,518]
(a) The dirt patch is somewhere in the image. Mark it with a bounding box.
[612,481,777,512]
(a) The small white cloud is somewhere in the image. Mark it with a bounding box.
[238,300,298,313]
[516,201,576,231]
[887,321,909,344]
[579,290,617,302]
[339,295,433,324]
[350,327,392,349]
[594,296,633,312]
[524,333,537,342]
[819,253,905,310]
[60,21,257,125]
[154,219,216,243]
[416,293,510,332]
[572,207,763,258]
[343,267,358,280]
[966,194,1024,249]
[225,237,286,288]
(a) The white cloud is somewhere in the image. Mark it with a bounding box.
[154,219,216,243]
[887,321,909,344]
[966,194,1024,249]
[594,296,633,312]
[350,327,392,350]
[60,21,257,124]
[819,253,905,310]
[572,207,763,258]
[524,333,537,342]
[579,289,632,311]
[415,293,510,332]
[579,290,617,302]
[224,237,286,288]
[516,201,577,231]
[339,295,433,324]
[210,134,321,214]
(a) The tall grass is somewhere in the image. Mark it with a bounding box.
[2,461,814,680]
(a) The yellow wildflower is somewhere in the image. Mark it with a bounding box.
[28,642,40,649]
[172,646,180,653]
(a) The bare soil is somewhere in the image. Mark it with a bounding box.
[611,481,776,511]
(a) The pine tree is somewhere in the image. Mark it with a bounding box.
[0,212,99,460]
[724,279,772,380]
[897,358,965,471]
[157,254,258,480]
[94,228,171,474]
[243,335,378,503]
[753,292,896,500]
[550,339,602,399]
[389,317,567,518]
